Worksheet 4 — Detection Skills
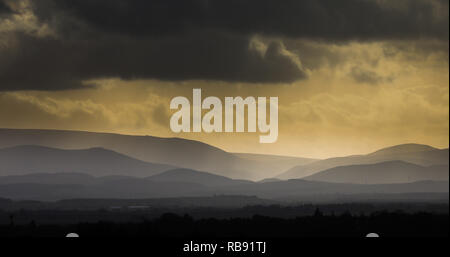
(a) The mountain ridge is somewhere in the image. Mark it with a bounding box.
[147,168,252,187]
[302,160,449,184]
[0,177,446,201]
[0,128,304,180]
[277,144,449,180]
[0,145,174,177]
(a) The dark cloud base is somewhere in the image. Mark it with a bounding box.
[34,0,449,41]
[0,32,307,91]
[0,0,448,91]
[0,0,11,15]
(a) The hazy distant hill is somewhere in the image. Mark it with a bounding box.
[0,169,252,188]
[234,153,318,173]
[49,196,278,209]
[302,161,449,184]
[147,169,252,187]
[0,145,173,177]
[0,173,144,185]
[368,144,437,156]
[0,196,279,211]
[278,144,449,179]
[0,170,447,201]
[0,181,207,201]
[0,128,307,180]
[218,179,449,199]
[1,129,448,183]
[0,173,97,185]
[258,178,282,183]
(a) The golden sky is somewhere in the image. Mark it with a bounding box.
[0,0,448,158]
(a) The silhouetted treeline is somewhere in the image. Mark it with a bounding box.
[0,202,448,225]
[0,211,448,237]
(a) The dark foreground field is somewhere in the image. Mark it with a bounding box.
[0,204,448,237]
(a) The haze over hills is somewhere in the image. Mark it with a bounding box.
[0,169,252,188]
[2,129,448,182]
[277,144,449,180]
[0,164,448,202]
[0,196,279,212]
[0,145,174,177]
[302,161,449,184]
[0,128,308,180]
[147,169,252,187]
[258,178,282,183]
[0,128,448,202]
[0,173,97,185]
[233,153,318,173]
[0,173,148,186]
[368,144,438,156]
[0,174,447,201]
[0,180,207,201]
[217,180,449,200]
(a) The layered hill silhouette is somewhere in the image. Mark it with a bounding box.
[0,172,97,185]
[278,144,449,180]
[0,177,447,202]
[302,161,449,184]
[0,145,174,177]
[217,179,449,200]
[0,169,253,188]
[147,169,252,187]
[0,128,448,202]
[0,168,448,201]
[0,128,313,180]
[233,153,317,174]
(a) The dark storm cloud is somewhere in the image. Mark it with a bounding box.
[1,0,448,91]
[33,0,449,41]
[0,0,12,15]
[0,32,307,91]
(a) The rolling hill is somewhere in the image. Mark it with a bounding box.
[233,153,318,173]
[277,144,449,180]
[1,129,448,183]
[0,145,174,177]
[147,169,252,187]
[0,173,97,185]
[0,168,253,190]
[0,168,447,201]
[0,178,447,202]
[302,161,449,184]
[0,128,311,180]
